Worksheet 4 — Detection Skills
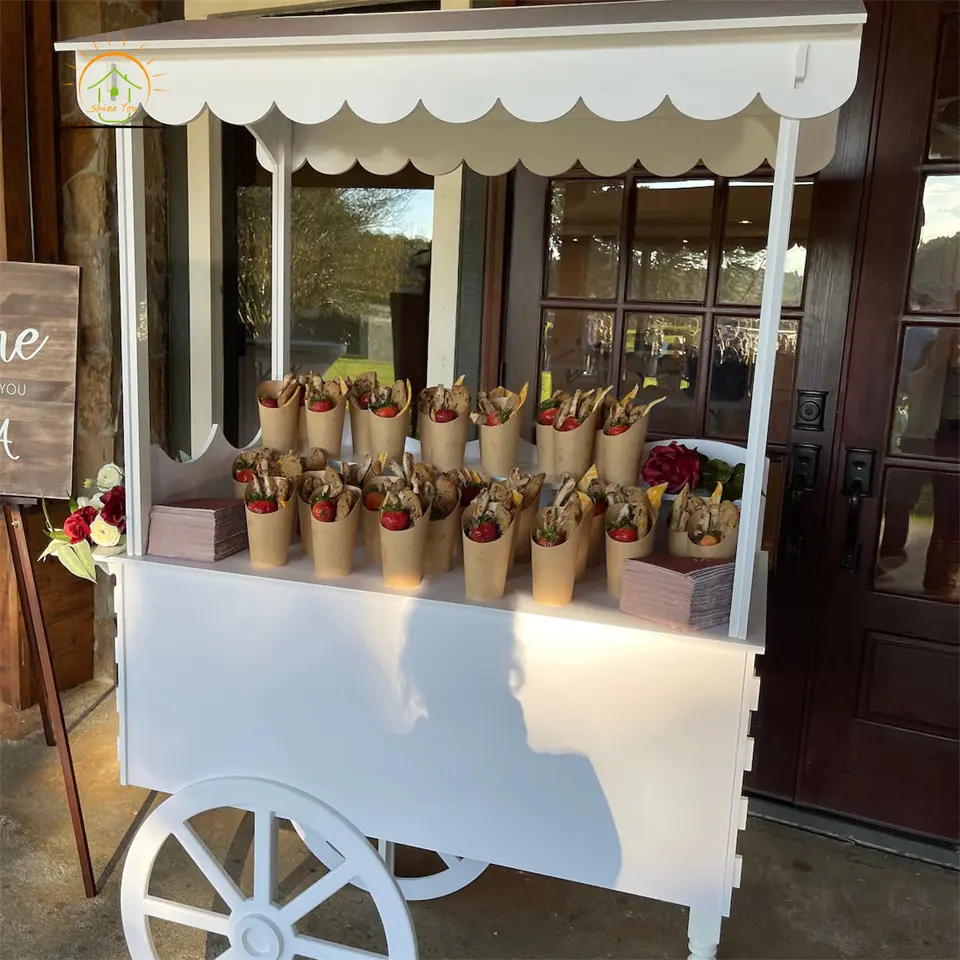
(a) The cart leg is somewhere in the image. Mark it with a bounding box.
[687,909,722,960]
[378,838,397,874]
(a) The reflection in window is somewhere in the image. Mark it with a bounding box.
[877,469,959,603]
[928,14,959,161]
[628,180,714,302]
[546,180,623,300]
[718,182,813,307]
[236,185,432,442]
[539,309,614,402]
[621,313,700,435]
[891,326,960,458]
[909,176,960,314]
[707,317,798,442]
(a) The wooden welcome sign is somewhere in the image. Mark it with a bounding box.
[0,262,81,499]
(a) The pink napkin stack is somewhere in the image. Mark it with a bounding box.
[619,555,735,631]
[147,498,247,562]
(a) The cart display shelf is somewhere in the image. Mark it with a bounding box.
[56,3,864,958]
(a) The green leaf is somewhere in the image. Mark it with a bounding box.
[69,497,79,514]
[38,539,62,561]
[41,497,55,533]
[50,530,71,543]
[56,541,98,583]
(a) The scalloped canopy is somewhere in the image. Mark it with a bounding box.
[56,0,865,176]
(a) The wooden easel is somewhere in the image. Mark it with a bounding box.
[2,499,96,898]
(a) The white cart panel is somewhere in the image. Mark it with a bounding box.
[114,555,762,915]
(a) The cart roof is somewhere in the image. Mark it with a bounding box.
[56,0,865,176]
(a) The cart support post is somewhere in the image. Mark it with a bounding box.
[270,117,293,379]
[687,908,722,960]
[728,116,800,639]
[116,123,151,557]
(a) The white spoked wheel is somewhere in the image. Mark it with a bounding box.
[293,824,488,902]
[121,777,417,960]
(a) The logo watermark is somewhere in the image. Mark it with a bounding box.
[70,36,164,125]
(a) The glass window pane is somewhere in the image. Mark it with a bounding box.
[237,184,432,444]
[539,309,614,402]
[909,175,960,314]
[877,468,959,603]
[929,14,959,161]
[628,179,714,302]
[621,313,702,436]
[707,317,799,442]
[891,326,960,459]
[718,181,813,307]
[546,180,623,300]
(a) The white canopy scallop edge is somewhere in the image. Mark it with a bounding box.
[57,0,865,176]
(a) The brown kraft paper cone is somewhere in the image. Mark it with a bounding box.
[369,408,411,462]
[687,523,739,561]
[305,401,346,458]
[595,415,650,486]
[296,471,327,557]
[461,501,516,600]
[605,526,655,599]
[423,506,462,575]
[554,410,598,481]
[574,493,593,581]
[512,499,539,564]
[349,403,371,458]
[381,512,430,589]
[479,414,521,478]
[258,381,301,451]
[531,509,578,606]
[246,503,294,568]
[535,423,555,480]
[588,509,606,564]
[420,414,468,471]
[233,479,248,500]
[311,497,361,578]
[668,528,691,558]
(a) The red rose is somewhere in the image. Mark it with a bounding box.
[99,485,126,533]
[63,506,97,544]
[641,442,702,494]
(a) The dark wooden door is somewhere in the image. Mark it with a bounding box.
[798,2,959,840]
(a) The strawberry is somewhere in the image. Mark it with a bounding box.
[374,404,399,418]
[358,391,372,409]
[607,422,630,436]
[533,527,561,547]
[593,499,606,517]
[537,406,559,427]
[311,498,336,523]
[432,408,457,423]
[484,409,509,427]
[309,398,333,413]
[234,468,254,484]
[608,525,638,543]
[259,396,278,409]
[558,416,581,432]
[380,510,410,531]
[460,484,483,507]
[363,491,384,511]
[246,499,278,514]
[468,517,499,543]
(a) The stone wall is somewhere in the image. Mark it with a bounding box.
[58,0,169,679]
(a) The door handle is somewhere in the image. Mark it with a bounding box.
[785,444,820,562]
[839,448,875,572]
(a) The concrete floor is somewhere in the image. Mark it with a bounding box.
[0,683,957,960]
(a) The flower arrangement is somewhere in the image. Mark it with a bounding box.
[39,463,126,582]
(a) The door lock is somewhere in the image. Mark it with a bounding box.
[785,444,820,562]
[840,448,875,572]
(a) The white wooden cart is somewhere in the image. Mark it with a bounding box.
[58,4,864,959]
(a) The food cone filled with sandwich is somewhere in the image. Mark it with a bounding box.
[347,372,377,457]
[257,373,301,452]
[535,389,569,480]
[244,475,295,568]
[552,387,612,480]
[604,482,667,598]
[685,496,740,560]
[424,469,463,575]
[471,383,528,478]
[303,373,348,457]
[305,467,361,578]
[595,390,665,486]
[232,446,277,500]
[504,467,546,563]
[530,497,582,606]
[419,377,471,471]
[461,483,519,600]
[368,378,413,462]
[379,467,434,589]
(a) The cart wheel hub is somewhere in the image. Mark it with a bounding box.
[234,914,283,960]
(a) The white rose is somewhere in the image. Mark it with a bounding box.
[77,493,104,510]
[89,515,121,547]
[96,462,123,491]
